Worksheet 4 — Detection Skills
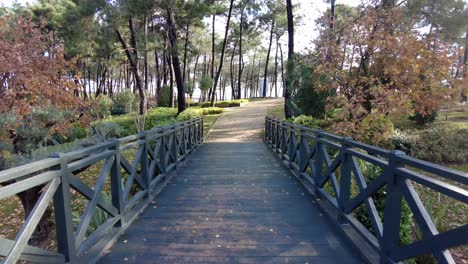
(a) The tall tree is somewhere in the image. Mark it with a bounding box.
[284,0,294,118]
[211,0,235,106]
[166,5,186,114]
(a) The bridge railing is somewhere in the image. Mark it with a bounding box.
[265,116,467,264]
[0,117,203,263]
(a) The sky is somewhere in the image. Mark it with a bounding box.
[2,0,361,52]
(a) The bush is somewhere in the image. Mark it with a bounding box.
[357,113,394,146]
[88,121,121,142]
[200,102,212,108]
[200,107,225,115]
[97,95,113,118]
[176,108,203,121]
[66,124,87,141]
[391,127,468,164]
[409,111,438,125]
[177,107,225,122]
[292,115,321,129]
[112,91,138,115]
[215,101,231,108]
[158,85,172,107]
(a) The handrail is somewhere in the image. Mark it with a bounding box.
[0,117,204,263]
[264,116,467,264]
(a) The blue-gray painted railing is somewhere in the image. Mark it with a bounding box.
[265,116,467,264]
[0,117,203,263]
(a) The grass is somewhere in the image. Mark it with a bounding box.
[202,114,222,136]
[267,103,286,119]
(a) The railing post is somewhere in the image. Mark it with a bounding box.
[200,118,204,142]
[110,141,125,227]
[187,121,193,150]
[339,137,353,223]
[139,131,150,198]
[381,150,405,264]
[299,128,308,173]
[52,154,76,262]
[264,117,268,142]
[288,127,296,168]
[275,121,281,152]
[314,132,323,181]
[159,131,168,174]
[170,126,177,165]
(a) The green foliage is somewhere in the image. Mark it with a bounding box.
[291,115,321,129]
[200,107,225,115]
[200,99,247,108]
[8,107,75,154]
[177,107,225,121]
[158,85,172,107]
[391,127,468,163]
[97,95,113,118]
[215,101,231,108]
[199,76,213,92]
[357,114,395,146]
[409,111,438,125]
[186,82,194,96]
[176,108,203,121]
[112,91,138,115]
[88,121,121,141]
[288,55,333,118]
[66,124,87,141]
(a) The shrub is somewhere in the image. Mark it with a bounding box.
[200,107,225,115]
[189,101,201,107]
[292,115,321,129]
[409,111,438,125]
[229,102,241,107]
[66,124,87,141]
[176,108,203,121]
[112,91,138,115]
[391,127,468,164]
[158,85,172,107]
[200,102,212,108]
[357,113,394,146]
[88,121,121,141]
[215,101,231,108]
[97,95,113,118]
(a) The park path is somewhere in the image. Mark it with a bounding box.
[98,99,362,263]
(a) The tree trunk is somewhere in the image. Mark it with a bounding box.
[273,39,279,97]
[166,6,186,114]
[16,187,54,247]
[285,0,294,118]
[279,43,286,96]
[230,43,237,100]
[182,23,190,83]
[263,18,275,97]
[211,14,216,79]
[210,0,235,106]
[237,9,245,99]
[116,16,146,114]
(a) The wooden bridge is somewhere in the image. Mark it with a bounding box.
[0,100,467,263]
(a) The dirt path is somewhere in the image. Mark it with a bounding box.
[206,98,283,143]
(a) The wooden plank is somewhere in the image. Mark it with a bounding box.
[3,178,60,263]
[0,158,59,183]
[0,238,64,263]
[0,170,59,200]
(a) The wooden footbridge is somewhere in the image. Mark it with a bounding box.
[0,103,467,263]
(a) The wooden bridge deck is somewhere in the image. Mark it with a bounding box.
[98,100,363,263]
